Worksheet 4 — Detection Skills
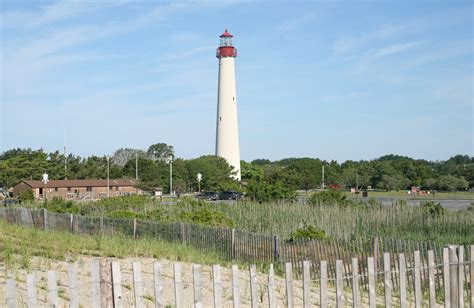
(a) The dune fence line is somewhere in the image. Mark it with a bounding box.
[0,207,472,303]
[3,249,474,307]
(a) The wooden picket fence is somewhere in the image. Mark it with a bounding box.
[0,207,472,296]
[3,246,473,307]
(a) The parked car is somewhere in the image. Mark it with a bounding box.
[195,191,219,201]
[218,191,243,200]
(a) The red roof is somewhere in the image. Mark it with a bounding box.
[21,179,138,188]
[220,29,233,38]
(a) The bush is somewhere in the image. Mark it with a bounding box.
[18,190,34,203]
[308,189,349,207]
[288,224,327,242]
[421,201,446,218]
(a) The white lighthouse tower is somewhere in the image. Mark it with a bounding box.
[215,29,241,181]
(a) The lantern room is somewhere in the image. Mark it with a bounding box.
[216,29,237,58]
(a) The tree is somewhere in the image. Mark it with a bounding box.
[185,156,235,191]
[147,143,175,161]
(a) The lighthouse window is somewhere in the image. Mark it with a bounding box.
[233,97,235,101]
[219,117,222,122]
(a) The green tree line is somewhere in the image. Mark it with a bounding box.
[0,145,472,194]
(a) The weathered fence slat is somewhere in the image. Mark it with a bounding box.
[48,270,58,307]
[154,263,164,308]
[111,261,123,308]
[232,265,240,308]
[91,259,101,308]
[302,260,311,308]
[268,263,276,308]
[383,252,392,308]
[470,245,474,308]
[27,273,37,308]
[132,261,144,308]
[443,247,450,308]
[458,245,464,307]
[320,260,328,308]
[414,250,422,308]
[213,264,222,308]
[174,262,183,308]
[399,253,407,308]
[285,262,294,308]
[193,264,203,308]
[449,245,459,307]
[6,278,16,308]
[368,256,376,308]
[100,259,112,306]
[351,258,360,308]
[336,260,345,307]
[428,250,436,308]
[249,264,258,308]
[68,263,79,308]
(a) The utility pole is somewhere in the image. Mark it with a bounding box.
[107,156,110,198]
[135,153,139,194]
[322,165,325,190]
[169,158,173,195]
[63,122,67,179]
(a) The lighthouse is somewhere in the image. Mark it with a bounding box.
[215,29,241,181]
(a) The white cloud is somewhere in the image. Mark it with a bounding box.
[371,40,426,59]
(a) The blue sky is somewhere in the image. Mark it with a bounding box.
[1,0,472,162]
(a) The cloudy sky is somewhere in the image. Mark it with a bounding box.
[1,0,472,162]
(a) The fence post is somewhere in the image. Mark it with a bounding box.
[399,253,407,308]
[249,265,258,308]
[180,222,185,244]
[111,261,122,308]
[336,260,344,307]
[154,263,164,308]
[6,278,15,308]
[273,235,279,262]
[133,219,137,239]
[268,263,276,308]
[212,264,222,308]
[69,263,79,308]
[43,208,48,230]
[428,250,436,308]
[232,265,240,308]
[368,257,376,308]
[100,259,113,307]
[27,273,37,307]
[448,245,459,307]
[91,259,101,307]
[470,245,474,308]
[100,217,104,234]
[443,247,450,308]
[231,229,236,261]
[193,264,203,308]
[285,262,294,308]
[352,257,360,308]
[132,261,143,308]
[174,263,183,308]
[383,252,392,308]
[70,214,74,233]
[320,260,328,308]
[414,251,422,308]
[458,246,464,307]
[372,237,379,284]
[48,270,58,307]
[303,260,311,308]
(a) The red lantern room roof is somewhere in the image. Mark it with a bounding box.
[220,29,233,38]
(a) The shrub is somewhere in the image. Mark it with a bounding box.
[421,201,446,218]
[18,190,34,203]
[288,224,327,242]
[308,189,349,207]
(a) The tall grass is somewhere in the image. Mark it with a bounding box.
[18,196,474,245]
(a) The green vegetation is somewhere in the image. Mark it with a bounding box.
[1,147,472,200]
[0,219,226,270]
[288,225,327,242]
[17,194,474,245]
